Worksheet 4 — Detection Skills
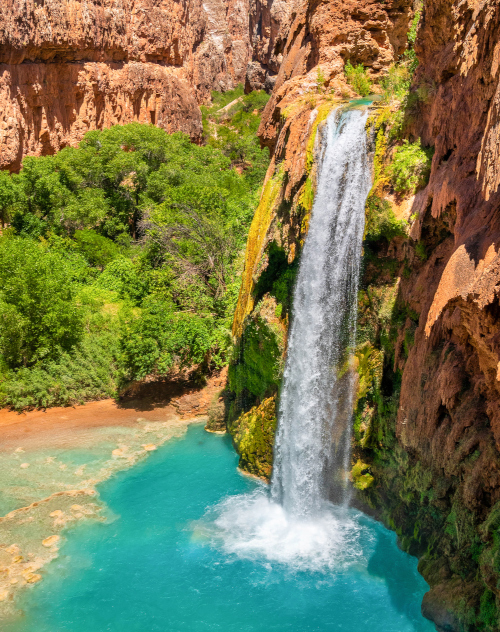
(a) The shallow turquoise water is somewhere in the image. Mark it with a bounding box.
[8,424,434,632]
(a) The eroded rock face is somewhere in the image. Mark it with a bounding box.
[245,0,297,91]
[384,0,500,626]
[0,0,253,169]
[258,0,413,152]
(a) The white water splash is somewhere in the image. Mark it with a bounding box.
[206,489,368,572]
[207,105,372,570]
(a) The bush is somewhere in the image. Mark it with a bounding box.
[119,299,222,380]
[97,257,149,304]
[381,64,411,104]
[388,139,433,195]
[74,229,119,269]
[0,332,120,410]
[364,195,407,244]
[344,61,372,97]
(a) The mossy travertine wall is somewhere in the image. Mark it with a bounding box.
[228,0,414,480]
[230,396,277,479]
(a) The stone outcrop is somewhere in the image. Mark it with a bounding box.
[258,0,413,153]
[0,0,253,170]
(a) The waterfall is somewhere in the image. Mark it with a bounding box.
[208,104,373,571]
[271,106,372,516]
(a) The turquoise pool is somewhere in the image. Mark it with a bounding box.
[6,423,434,632]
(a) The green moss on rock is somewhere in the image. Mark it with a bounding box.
[230,396,277,480]
[229,308,284,401]
[351,459,375,490]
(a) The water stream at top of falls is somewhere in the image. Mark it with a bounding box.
[271,105,371,516]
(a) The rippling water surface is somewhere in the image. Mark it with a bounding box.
[7,423,434,632]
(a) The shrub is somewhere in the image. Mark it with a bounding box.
[364,195,407,243]
[119,299,220,380]
[74,229,119,269]
[97,257,149,304]
[388,139,433,195]
[0,331,120,410]
[344,61,372,97]
[381,64,411,104]
[316,67,326,92]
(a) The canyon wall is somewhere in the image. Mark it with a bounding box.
[0,0,254,170]
[357,1,500,630]
[229,0,500,630]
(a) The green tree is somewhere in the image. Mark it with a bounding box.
[74,229,119,270]
[0,236,83,367]
[120,298,216,379]
[0,170,19,228]
[18,156,68,218]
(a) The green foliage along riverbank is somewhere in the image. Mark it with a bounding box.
[0,88,270,410]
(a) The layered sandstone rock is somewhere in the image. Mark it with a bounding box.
[0,0,253,169]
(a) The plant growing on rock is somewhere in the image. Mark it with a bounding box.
[344,61,372,97]
[388,139,433,196]
[316,67,326,93]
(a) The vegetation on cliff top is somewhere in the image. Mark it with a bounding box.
[0,88,271,410]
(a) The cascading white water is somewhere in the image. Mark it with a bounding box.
[271,105,371,516]
[207,104,373,570]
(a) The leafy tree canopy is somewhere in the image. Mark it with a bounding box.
[0,93,270,410]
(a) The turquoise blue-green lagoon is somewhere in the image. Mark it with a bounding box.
[7,423,434,632]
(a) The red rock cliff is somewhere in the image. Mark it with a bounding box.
[384,0,500,628]
[0,0,253,170]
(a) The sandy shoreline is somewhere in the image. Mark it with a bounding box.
[0,370,226,451]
